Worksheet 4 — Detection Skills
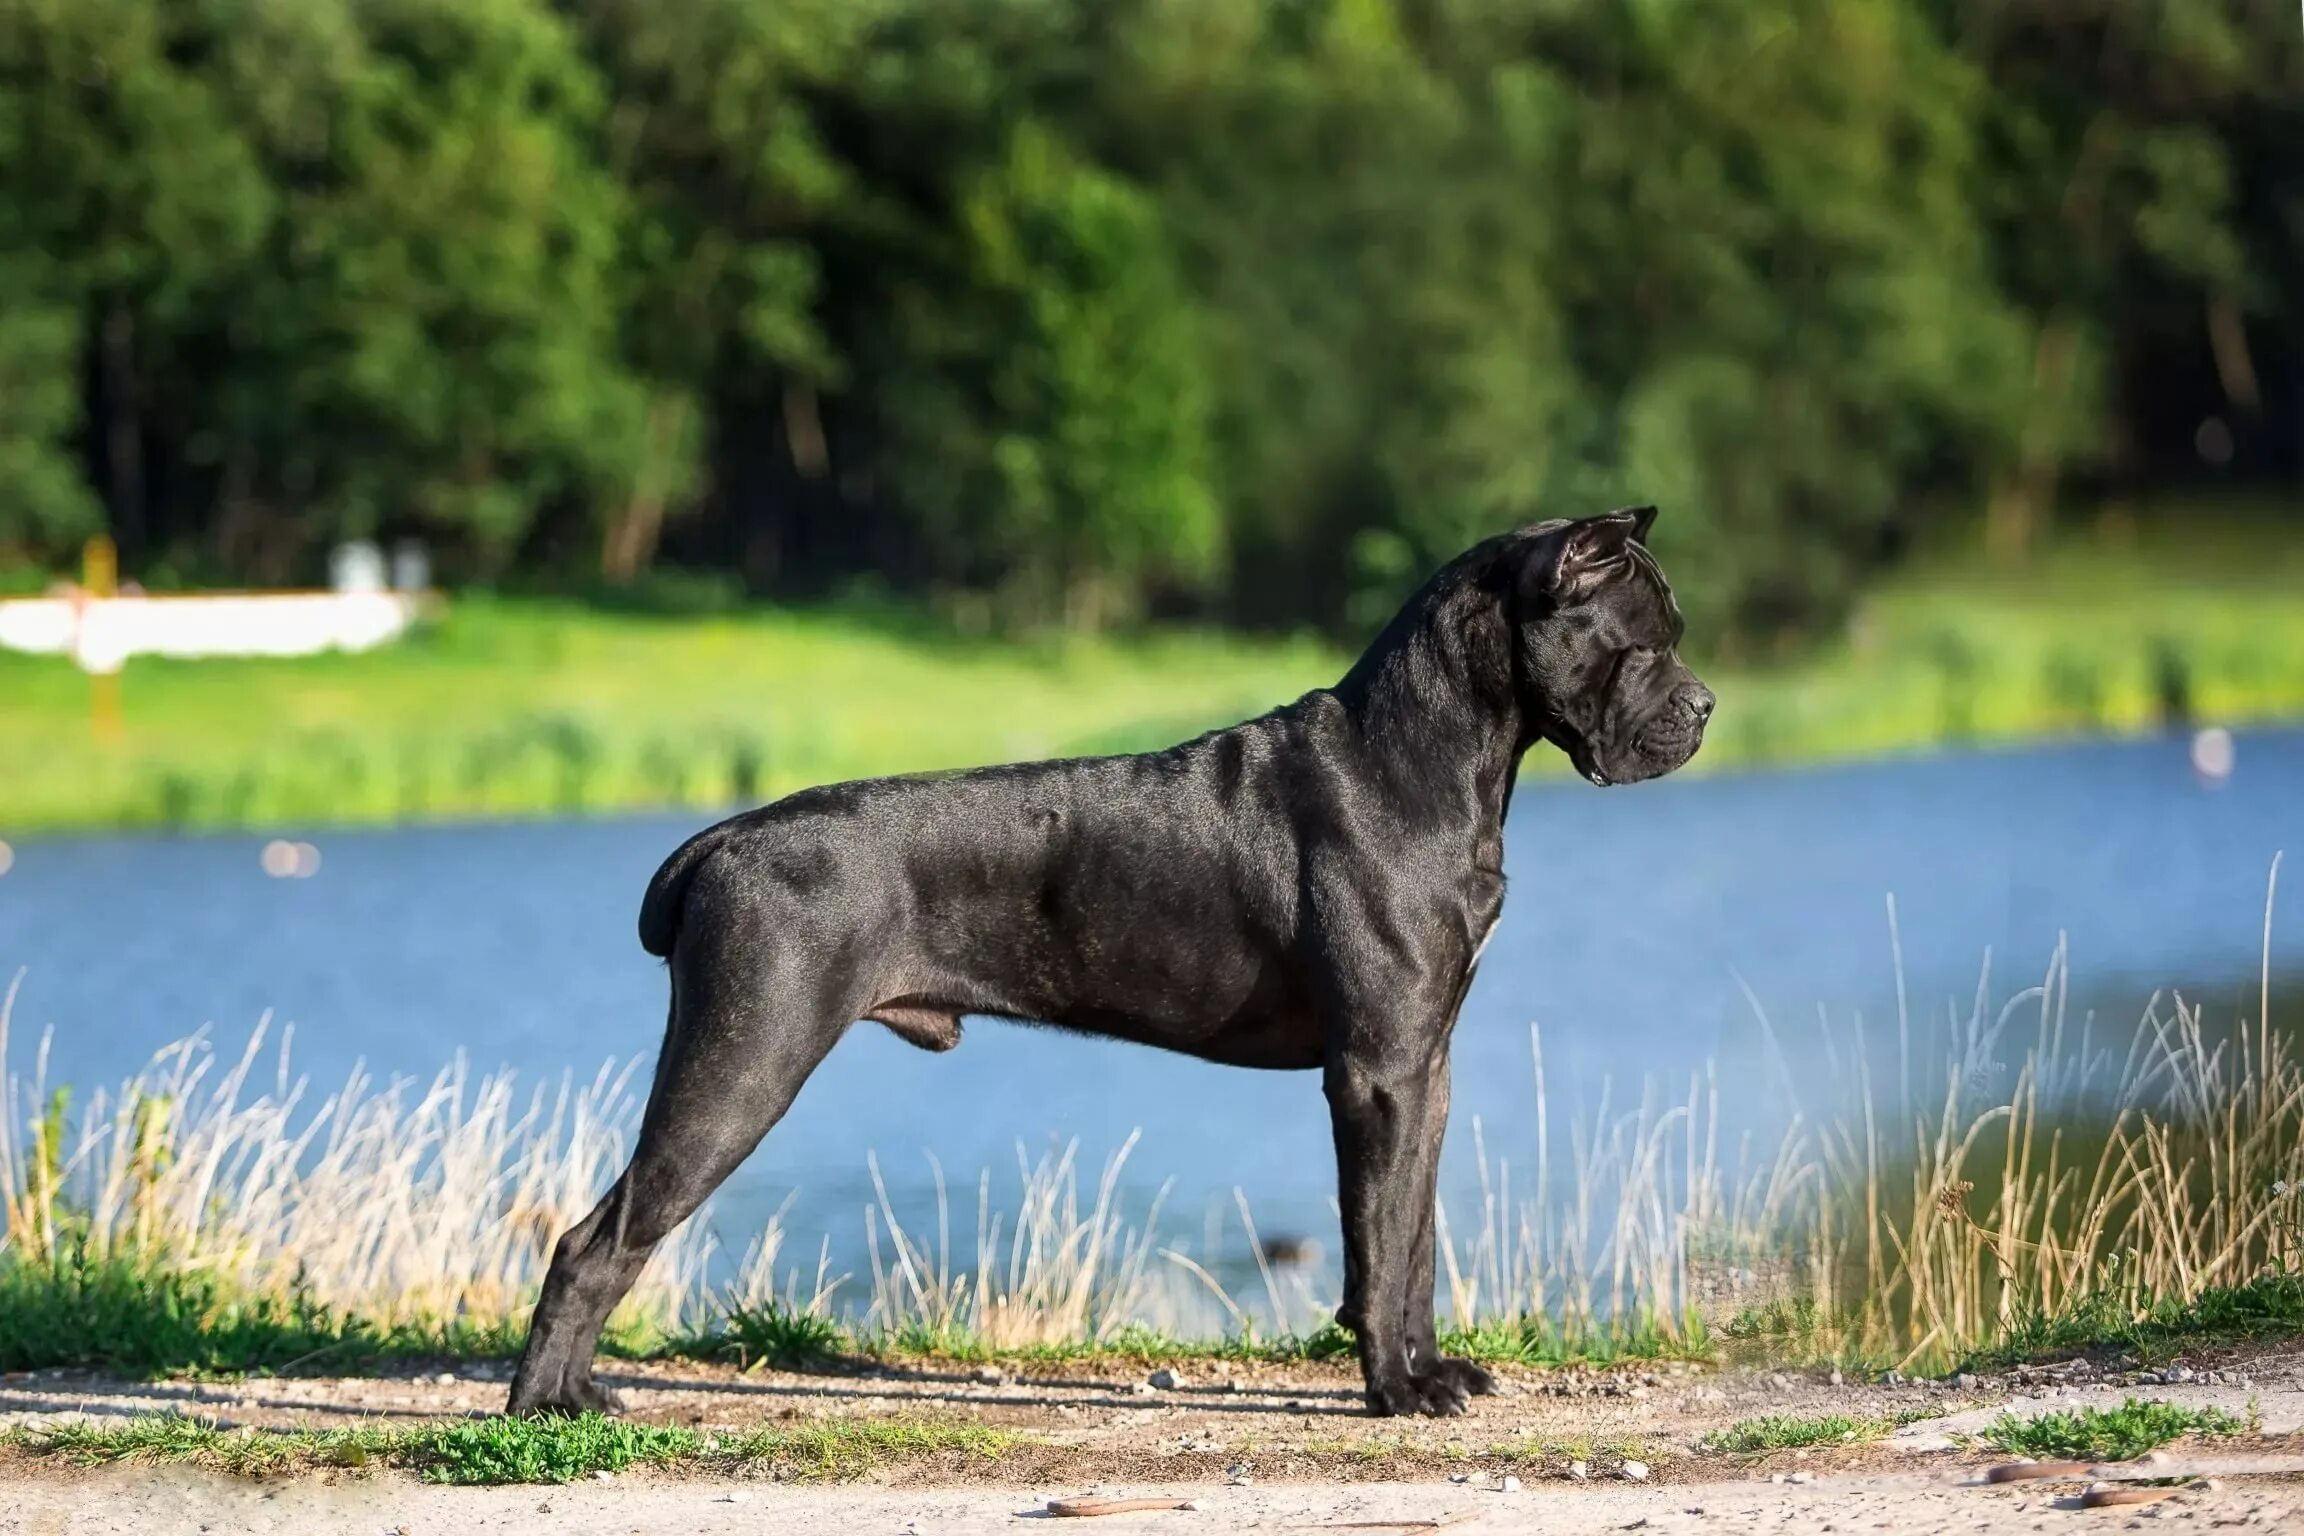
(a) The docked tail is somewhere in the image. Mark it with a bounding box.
[637,823,729,957]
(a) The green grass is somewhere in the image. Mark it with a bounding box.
[406,1414,702,1484]
[1974,1397,2259,1462]
[682,1300,850,1371]
[1714,1273,2304,1380]
[0,594,1340,833]
[1959,1272,2304,1373]
[1702,1412,1908,1453]
[1705,511,2304,773]
[5,512,2303,834]
[0,1250,586,1377]
[0,1251,1712,1381]
[11,1410,1020,1485]
[727,1417,1018,1481]
[12,1250,2303,1389]
[1437,1314,1713,1367]
[678,1311,1714,1373]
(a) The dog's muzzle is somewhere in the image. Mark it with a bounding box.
[1602,683,1714,785]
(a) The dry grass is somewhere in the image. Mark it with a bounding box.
[859,1133,1196,1347]
[0,977,714,1341]
[2,858,2299,1370]
[1749,858,2304,1371]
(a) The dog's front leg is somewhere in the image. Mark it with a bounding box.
[1325,1040,1467,1416]
[1401,1050,1497,1403]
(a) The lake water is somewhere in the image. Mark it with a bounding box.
[3,727,2299,1286]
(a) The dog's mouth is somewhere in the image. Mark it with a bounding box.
[1624,721,1704,779]
[1556,732,1611,787]
[1563,717,1704,789]
[1575,717,1704,789]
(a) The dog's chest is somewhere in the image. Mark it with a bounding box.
[1465,865,1506,966]
[1469,908,1501,969]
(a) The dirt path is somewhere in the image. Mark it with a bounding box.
[4,1345,2302,1533]
[4,1458,2301,1536]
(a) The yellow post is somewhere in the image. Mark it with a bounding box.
[82,535,123,743]
[84,533,116,595]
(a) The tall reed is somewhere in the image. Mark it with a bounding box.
[0,979,713,1338]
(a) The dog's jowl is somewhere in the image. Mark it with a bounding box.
[509,506,1714,1419]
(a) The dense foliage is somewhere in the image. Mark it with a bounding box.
[1,0,2296,645]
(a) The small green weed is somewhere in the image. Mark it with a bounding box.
[691,1301,849,1370]
[720,1419,1016,1480]
[1722,1296,1832,1344]
[1703,1412,1896,1453]
[405,1415,700,1484]
[1976,1397,2259,1462]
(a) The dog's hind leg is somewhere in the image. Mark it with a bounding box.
[508,909,851,1417]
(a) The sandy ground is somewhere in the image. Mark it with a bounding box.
[4,1344,2302,1534]
[3,1458,2299,1536]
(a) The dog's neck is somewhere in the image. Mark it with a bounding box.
[1329,544,1541,844]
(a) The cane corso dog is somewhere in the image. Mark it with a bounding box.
[509,506,1713,1419]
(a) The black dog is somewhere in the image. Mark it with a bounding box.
[509,506,1712,1418]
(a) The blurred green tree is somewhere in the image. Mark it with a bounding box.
[0,0,2293,640]
[1939,0,2304,558]
[0,259,98,555]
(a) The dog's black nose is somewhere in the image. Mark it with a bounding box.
[1684,685,1715,722]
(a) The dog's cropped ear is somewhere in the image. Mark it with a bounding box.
[1528,506,1657,602]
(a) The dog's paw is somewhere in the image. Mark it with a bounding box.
[1365,1369,1471,1418]
[1430,1356,1497,1398]
[507,1374,627,1418]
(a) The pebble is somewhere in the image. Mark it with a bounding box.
[973,1366,1003,1385]
[1148,1368,1181,1390]
[1225,1462,1254,1486]
[1131,1382,1156,1396]
[592,1470,614,1483]
[1620,1460,1650,1483]
[717,1491,753,1504]
[435,1372,458,1386]
[1881,1370,1905,1387]
[1567,1460,1590,1482]
[1498,1475,1521,1494]
[1827,1369,1843,1387]
[1787,1471,1816,1485]
[1954,1373,1978,1390]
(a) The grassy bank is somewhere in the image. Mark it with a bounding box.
[4,879,2301,1383]
[7,1409,1018,1485]
[2,517,2302,835]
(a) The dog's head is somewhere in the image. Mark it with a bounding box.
[1509,507,1713,787]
